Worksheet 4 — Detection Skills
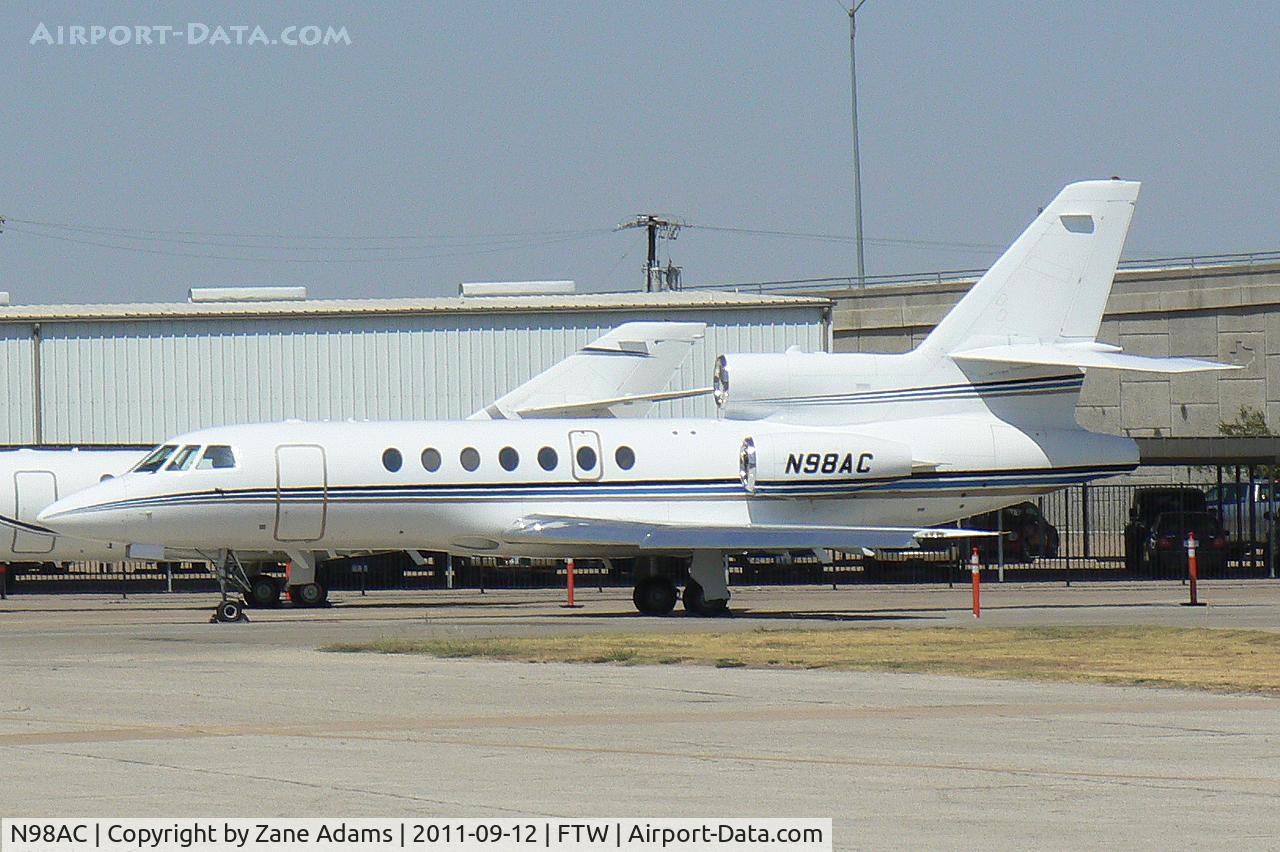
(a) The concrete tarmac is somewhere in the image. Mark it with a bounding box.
[2,583,1279,848]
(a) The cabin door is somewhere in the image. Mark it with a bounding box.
[13,470,57,554]
[274,445,327,542]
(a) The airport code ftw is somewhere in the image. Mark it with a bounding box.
[1,819,832,852]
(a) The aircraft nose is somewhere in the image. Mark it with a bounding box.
[37,477,132,541]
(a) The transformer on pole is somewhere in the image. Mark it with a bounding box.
[616,214,683,292]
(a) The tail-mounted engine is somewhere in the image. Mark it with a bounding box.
[739,432,914,496]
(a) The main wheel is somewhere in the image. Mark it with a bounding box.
[682,579,729,616]
[288,582,328,607]
[214,599,245,623]
[245,574,281,608]
[632,576,677,616]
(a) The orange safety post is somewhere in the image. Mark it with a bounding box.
[1183,531,1206,607]
[561,558,582,609]
[970,547,981,618]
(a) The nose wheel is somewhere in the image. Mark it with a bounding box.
[211,599,248,623]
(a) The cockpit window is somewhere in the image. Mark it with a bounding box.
[196,445,237,469]
[133,445,177,473]
[166,445,202,471]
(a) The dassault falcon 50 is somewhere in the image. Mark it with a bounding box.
[5,321,704,605]
[41,180,1235,616]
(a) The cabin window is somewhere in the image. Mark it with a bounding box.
[166,444,202,471]
[460,447,481,472]
[196,445,237,470]
[537,446,558,471]
[382,448,403,473]
[499,446,519,471]
[421,447,441,472]
[576,445,597,471]
[133,445,177,473]
[614,446,636,470]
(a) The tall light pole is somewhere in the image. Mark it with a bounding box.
[848,0,869,286]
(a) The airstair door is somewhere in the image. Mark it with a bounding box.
[13,470,57,554]
[275,445,327,542]
[568,430,604,481]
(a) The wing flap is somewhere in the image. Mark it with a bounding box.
[505,514,993,551]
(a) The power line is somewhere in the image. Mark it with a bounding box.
[2,215,599,244]
[3,223,607,264]
[685,223,1004,253]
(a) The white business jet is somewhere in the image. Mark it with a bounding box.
[40,181,1235,617]
[2,321,705,603]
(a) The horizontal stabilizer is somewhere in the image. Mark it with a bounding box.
[950,342,1239,374]
[470,321,706,420]
[505,514,994,552]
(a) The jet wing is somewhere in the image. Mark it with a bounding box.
[470,321,707,420]
[504,514,993,551]
[950,342,1239,373]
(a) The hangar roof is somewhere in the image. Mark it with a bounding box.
[0,291,830,323]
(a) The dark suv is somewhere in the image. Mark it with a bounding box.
[1124,487,1208,570]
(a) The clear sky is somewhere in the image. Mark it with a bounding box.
[4,1,1277,304]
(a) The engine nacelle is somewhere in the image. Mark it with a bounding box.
[715,352,875,420]
[739,431,914,496]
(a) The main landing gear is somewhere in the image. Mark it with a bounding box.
[207,550,329,623]
[631,552,732,617]
[283,550,329,608]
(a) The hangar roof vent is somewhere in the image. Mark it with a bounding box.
[189,286,308,303]
[460,280,575,297]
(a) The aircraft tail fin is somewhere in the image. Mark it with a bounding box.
[919,179,1140,358]
[470,321,706,420]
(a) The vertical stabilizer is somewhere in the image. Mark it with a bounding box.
[918,180,1139,358]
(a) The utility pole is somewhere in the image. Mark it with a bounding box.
[616,214,682,291]
[848,1,869,286]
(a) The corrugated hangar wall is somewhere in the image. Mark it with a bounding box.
[0,294,827,444]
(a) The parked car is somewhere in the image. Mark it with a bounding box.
[1124,487,1208,570]
[963,501,1060,563]
[1144,510,1228,575]
[1205,481,1275,544]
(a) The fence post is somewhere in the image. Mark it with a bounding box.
[0,563,7,600]
[996,508,1004,583]
[1270,480,1277,580]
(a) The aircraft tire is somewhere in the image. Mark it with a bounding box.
[214,599,246,623]
[633,576,677,616]
[288,582,328,608]
[682,580,729,616]
[245,574,281,608]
